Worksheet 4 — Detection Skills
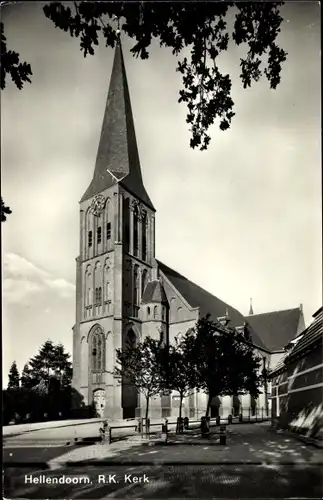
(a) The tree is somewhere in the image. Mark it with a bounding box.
[1,2,287,152]
[28,340,72,391]
[112,336,164,422]
[1,197,12,222]
[7,361,20,389]
[159,332,197,420]
[20,363,34,389]
[191,314,262,417]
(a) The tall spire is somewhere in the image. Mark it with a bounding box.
[249,298,254,315]
[81,38,155,210]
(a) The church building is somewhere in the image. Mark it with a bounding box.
[72,40,306,420]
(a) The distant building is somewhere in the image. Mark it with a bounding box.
[72,39,307,420]
[269,307,323,436]
[246,305,305,373]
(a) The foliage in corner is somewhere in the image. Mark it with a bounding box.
[2,2,287,152]
[0,22,32,90]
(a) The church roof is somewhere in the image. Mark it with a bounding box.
[81,39,155,211]
[270,307,322,376]
[246,308,302,352]
[142,280,168,305]
[157,260,267,350]
[286,307,322,361]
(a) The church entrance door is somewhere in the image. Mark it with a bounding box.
[93,389,106,418]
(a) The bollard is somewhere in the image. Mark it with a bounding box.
[137,417,142,434]
[99,420,109,443]
[161,418,168,443]
[201,416,210,438]
[219,424,226,445]
[176,417,184,434]
[183,416,189,430]
[228,414,233,425]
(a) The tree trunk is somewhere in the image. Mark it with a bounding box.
[145,395,150,422]
[179,394,183,420]
[205,394,212,418]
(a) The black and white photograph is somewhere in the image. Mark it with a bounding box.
[2,1,322,499]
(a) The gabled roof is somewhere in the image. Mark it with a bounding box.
[246,308,302,352]
[81,39,154,211]
[157,260,267,350]
[286,307,322,361]
[142,280,168,305]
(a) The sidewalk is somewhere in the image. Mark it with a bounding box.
[47,422,323,469]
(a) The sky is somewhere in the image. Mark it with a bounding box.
[1,2,321,385]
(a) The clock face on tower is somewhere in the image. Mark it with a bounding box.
[90,194,105,216]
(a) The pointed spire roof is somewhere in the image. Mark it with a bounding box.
[81,39,155,210]
[249,298,254,315]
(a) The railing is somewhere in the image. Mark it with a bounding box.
[98,409,270,444]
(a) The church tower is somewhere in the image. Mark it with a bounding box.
[72,39,157,419]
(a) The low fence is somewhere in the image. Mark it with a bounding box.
[99,410,270,444]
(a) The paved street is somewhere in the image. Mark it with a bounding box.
[3,423,323,499]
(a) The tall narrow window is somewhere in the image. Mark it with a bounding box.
[97,337,102,370]
[106,223,111,240]
[154,305,158,319]
[141,269,147,298]
[133,265,139,317]
[133,266,139,306]
[123,198,130,253]
[97,226,102,244]
[90,326,105,375]
[133,210,139,257]
[88,230,93,247]
[142,212,147,261]
[95,287,102,305]
[92,335,97,370]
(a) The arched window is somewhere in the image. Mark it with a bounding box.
[154,305,158,319]
[85,208,93,258]
[127,329,136,349]
[103,259,111,312]
[133,266,139,316]
[104,198,112,250]
[141,269,148,298]
[90,325,105,378]
[147,306,151,316]
[94,262,102,316]
[123,197,130,253]
[142,211,147,261]
[97,226,102,245]
[133,266,139,306]
[177,306,182,319]
[133,207,139,257]
[84,265,92,318]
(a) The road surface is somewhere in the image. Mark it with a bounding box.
[4,423,323,498]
